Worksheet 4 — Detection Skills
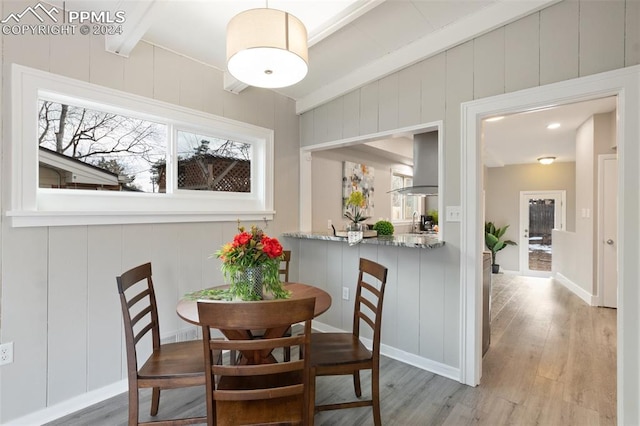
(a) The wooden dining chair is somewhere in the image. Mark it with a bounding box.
[198,297,316,426]
[279,250,292,282]
[116,262,210,426]
[307,258,389,426]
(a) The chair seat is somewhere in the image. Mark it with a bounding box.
[139,340,206,381]
[310,333,372,367]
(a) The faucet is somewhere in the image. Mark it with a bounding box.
[412,211,419,233]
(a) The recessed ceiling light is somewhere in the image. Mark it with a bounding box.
[547,122,561,129]
[537,156,556,165]
[485,116,505,122]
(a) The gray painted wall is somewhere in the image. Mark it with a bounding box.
[485,161,577,272]
[0,0,300,421]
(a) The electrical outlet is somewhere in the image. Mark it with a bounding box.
[342,287,349,300]
[327,219,332,230]
[0,342,14,365]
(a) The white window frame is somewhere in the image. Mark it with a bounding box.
[8,64,275,227]
[390,168,422,224]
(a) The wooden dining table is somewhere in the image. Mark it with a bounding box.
[177,282,331,364]
[176,282,332,325]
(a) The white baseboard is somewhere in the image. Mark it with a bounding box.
[6,326,201,426]
[554,272,596,305]
[312,320,460,382]
[5,380,128,426]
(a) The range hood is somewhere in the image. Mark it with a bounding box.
[389,131,438,196]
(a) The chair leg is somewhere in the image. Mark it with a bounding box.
[150,387,160,416]
[128,386,139,426]
[308,368,317,426]
[372,367,381,426]
[353,370,362,397]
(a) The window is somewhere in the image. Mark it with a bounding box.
[391,172,422,221]
[38,99,167,192]
[10,64,274,227]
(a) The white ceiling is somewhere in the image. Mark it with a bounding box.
[482,96,617,167]
[57,0,557,113]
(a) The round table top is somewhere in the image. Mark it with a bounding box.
[176,282,332,325]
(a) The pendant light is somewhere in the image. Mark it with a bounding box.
[226,7,308,88]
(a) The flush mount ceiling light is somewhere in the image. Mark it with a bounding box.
[547,122,561,129]
[226,8,308,89]
[537,156,556,165]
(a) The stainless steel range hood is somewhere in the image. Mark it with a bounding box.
[389,131,438,196]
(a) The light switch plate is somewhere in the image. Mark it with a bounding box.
[446,206,461,222]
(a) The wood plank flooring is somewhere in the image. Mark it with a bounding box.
[46,274,616,425]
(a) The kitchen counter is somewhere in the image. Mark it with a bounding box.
[281,232,444,249]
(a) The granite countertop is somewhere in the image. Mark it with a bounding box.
[281,232,445,249]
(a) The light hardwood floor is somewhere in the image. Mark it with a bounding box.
[46,274,616,425]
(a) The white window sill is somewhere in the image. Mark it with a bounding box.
[6,210,275,227]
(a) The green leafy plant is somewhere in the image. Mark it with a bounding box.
[427,209,439,225]
[485,222,517,268]
[344,191,370,223]
[215,223,290,300]
[373,220,394,236]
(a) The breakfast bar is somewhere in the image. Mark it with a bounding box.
[281,231,459,382]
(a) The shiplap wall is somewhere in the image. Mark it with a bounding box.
[0,0,300,422]
[288,238,454,377]
[299,0,639,386]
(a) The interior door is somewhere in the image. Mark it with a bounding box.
[600,155,618,308]
[519,191,566,277]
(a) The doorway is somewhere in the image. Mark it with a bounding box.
[460,67,640,425]
[519,190,566,276]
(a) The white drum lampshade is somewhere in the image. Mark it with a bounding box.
[227,8,308,88]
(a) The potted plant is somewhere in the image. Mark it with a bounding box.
[484,221,517,273]
[343,190,370,231]
[214,223,290,300]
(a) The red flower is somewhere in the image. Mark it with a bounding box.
[233,232,252,247]
[261,236,283,259]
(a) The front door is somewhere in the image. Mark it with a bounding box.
[519,191,566,277]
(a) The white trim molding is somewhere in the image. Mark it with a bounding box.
[460,65,640,425]
[554,272,596,306]
[8,64,275,227]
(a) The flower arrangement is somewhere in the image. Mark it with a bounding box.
[344,190,370,224]
[215,223,290,300]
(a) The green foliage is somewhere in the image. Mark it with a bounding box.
[427,209,439,225]
[485,221,517,265]
[214,223,290,300]
[373,220,395,236]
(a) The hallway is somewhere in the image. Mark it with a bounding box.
[473,273,617,425]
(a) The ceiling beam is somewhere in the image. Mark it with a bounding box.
[294,0,560,115]
[104,0,165,57]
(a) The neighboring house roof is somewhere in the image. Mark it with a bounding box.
[38,146,124,186]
